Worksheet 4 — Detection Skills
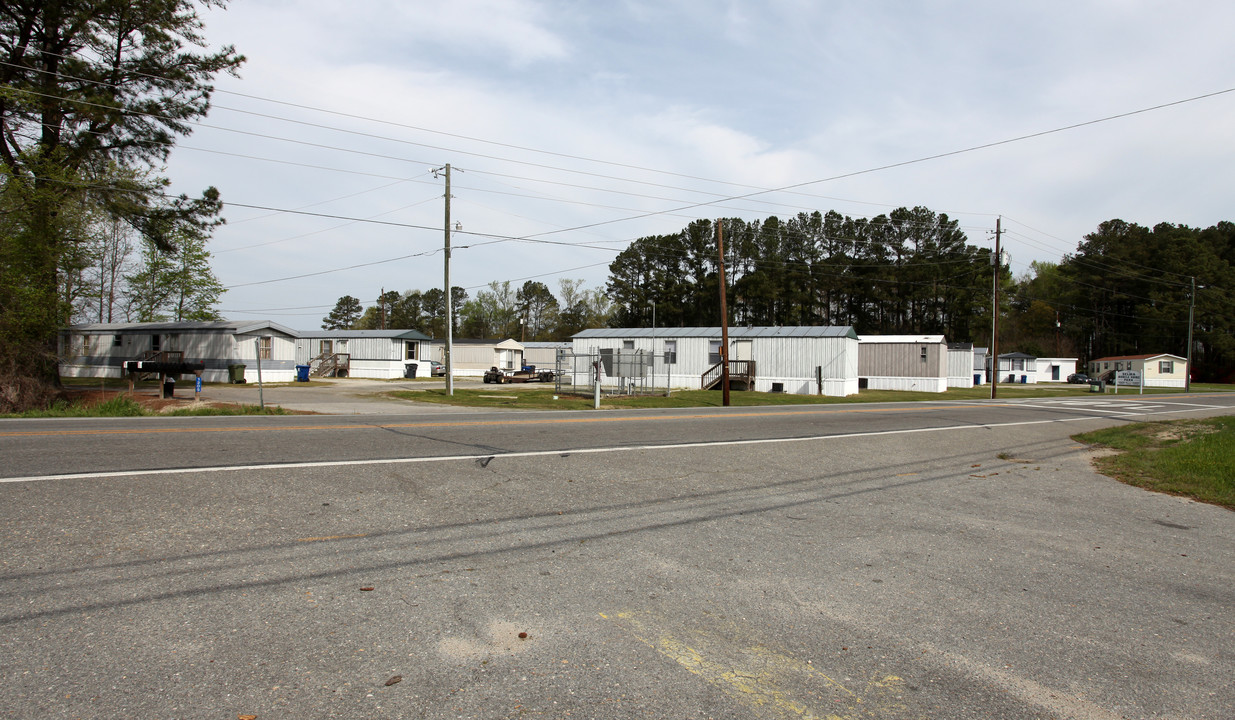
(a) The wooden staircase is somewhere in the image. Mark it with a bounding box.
[310,352,350,377]
[700,360,756,391]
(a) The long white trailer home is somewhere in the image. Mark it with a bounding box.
[59,321,300,383]
[295,329,431,379]
[571,326,860,396]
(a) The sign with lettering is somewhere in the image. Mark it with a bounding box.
[1115,370,1141,385]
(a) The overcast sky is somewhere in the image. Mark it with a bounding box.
[164,0,1235,326]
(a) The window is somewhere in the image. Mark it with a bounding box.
[708,340,722,365]
[151,334,161,352]
[920,346,928,361]
[1012,358,1025,371]
[320,340,333,355]
[405,341,417,360]
[622,340,634,350]
[113,335,122,347]
[258,336,272,360]
[663,340,677,365]
[1159,360,1174,374]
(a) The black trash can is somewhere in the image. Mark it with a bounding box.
[162,376,176,398]
[404,363,417,379]
[228,364,246,384]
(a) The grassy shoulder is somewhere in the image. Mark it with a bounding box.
[9,390,293,418]
[1074,417,1235,510]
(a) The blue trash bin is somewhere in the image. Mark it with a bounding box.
[295,364,310,382]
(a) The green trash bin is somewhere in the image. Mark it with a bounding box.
[228,364,246,384]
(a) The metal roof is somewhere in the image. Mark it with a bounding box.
[296,329,431,340]
[572,326,858,339]
[858,334,946,344]
[65,320,299,336]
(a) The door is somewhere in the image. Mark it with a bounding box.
[733,339,753,361]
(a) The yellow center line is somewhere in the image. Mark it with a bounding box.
[0,403,1014,438]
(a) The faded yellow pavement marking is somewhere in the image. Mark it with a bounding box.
[0,403,1006,438]
[601,611,903,719]
[296,533,367,543]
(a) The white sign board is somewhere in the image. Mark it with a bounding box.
[1115,370,1142,385]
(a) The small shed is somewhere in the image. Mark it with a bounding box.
[295,329,432,379]
[858,335,949,392]
[59,320,300,383]
[1087,354,1188,388]
[425,338,525,377]
[571,326,859,396]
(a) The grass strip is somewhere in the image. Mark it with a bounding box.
[1074,417,1235,510]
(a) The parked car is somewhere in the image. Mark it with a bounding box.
[1066,373,1091,384]
[426,359,445,376]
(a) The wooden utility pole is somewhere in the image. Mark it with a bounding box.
[717,219,731,407]
[1186,276,1195,393]
[441,164,454,396]
[990,217,1001,400]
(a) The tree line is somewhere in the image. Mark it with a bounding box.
[321,278,612,341]
[605,211,1235,381]
[1006,220,1235,382]
[606,208,994,340]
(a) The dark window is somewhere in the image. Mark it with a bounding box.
[708,340,721,365]
[151,334,161,352]
[663,340,677,365]
[405,341,417,360]
[622,340,634,350]
[113,335,122,347]
[920,346,928,361]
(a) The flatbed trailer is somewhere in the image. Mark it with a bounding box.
[482,365,555,384]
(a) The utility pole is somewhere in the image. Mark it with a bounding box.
[717,219,731,407]
[436,164,454,396]
[1186,276,1195,393]
[990,217,1001,400]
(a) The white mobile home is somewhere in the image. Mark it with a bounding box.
[1087,354,1188,388]
[296,329,432,379]
[858,335,949,392]
[1032,357,1078,383]
[571,326,859,396]
[59,321,300,383]
[946,342,975,388]
[426,338,525,377]
[996,352,1038,384]
[522,341,571,370]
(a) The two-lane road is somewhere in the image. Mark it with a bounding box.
[2,393,1233,719]
[4,393,1233,480]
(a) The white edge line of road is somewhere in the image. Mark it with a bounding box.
[3,405,1222,485]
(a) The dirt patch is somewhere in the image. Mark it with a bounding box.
[1152,422,1219,443]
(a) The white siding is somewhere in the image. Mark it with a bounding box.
[572,332,858,396]
[946,348,975,388]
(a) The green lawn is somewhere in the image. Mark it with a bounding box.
[385,382,1233,411]
[1074,417,1235,510]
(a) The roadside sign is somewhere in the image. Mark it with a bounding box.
[195,375,203,393]
[1115,370,1141,385]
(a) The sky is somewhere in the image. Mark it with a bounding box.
[162,0,1235,327]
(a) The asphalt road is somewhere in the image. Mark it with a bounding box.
[2,393,1234,719]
